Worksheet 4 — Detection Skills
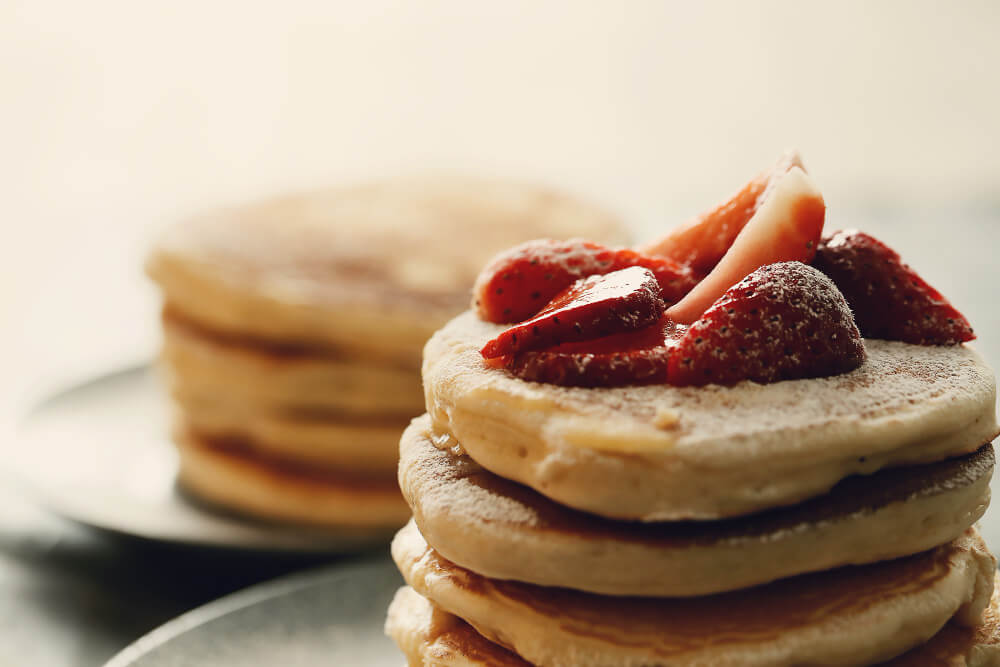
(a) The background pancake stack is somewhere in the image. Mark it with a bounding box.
[146,177,628,534]
[386,312,1000,665]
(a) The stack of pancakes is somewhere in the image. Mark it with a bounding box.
[146,178,627,534]
[386,311,1000,664]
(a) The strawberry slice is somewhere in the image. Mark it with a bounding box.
[639,150,803,274]
[812,230,975,345]
[473,239,697,323]
[668,262,865,387]
[504,317,682,387]
[666,167,825,325]
[481,267,665,358]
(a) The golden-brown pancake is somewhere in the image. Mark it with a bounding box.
[387,580,1000,666]
[163,312,424,418]
[886,573,1000,666]
[386,585,531,667]
[147,176,629,362]
[392,521,996,667]
[424,311,999,521]
[149,178,629,530]
[174,428,410,529]
[172,401,404,473]
[400,415,993,597]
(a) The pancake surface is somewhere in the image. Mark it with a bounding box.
[393,521,996,667]
[400,415,993,597]
[173,397,404,472]
[387,579,1000,667]
[386,586,531,667]
[424,311,999,520]
[148,176,628,359]
[175,428,410,529]
[163,312,425,417]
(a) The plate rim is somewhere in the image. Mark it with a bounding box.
[7,364,397,554]
[102,555,397,667]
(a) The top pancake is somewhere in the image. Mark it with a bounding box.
[147,177,627,360]
[424,311,999,520]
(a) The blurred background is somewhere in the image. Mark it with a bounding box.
[1,1,999,664]
[3,0,999,408]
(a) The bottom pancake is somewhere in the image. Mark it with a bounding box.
[392,521,996,667]
[401,416,993,597]
[386,585,529,667]
[175,429,410,529]
[386,580,1000,667]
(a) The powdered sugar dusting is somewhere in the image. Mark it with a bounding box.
[428,311,997,466]
[403,419,540,527]
[670,262,864,386]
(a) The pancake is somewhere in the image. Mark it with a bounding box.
[400,415,993,597]
[386,585,530,667]
[163,313,424,418]
[392,521,995,667]
[424,311,999,521]
[886,574,1000,666]
[147,176,629,362]
[172,400,404,473]
[174,428,410,529]
[386,581,1000,667]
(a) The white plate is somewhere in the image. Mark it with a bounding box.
[6,366,393,553]
[105,555,403,666]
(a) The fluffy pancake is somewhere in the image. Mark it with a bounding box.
[175,428,410,529]
[172,401,404,473]
[400,415,993,597]
[147,177,628,361]
[392,521,996,667]
[424,311,999,521]
[887,574,1000,666]
[163,313,424,418]
[386,585,530,667]
[387,581,1000,667]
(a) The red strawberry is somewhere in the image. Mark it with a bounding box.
[667,167,826,325]
[812,230,974,345]
[640,150,804,274]
[481,267,665,358]
[504,317,681,387]
[473,239,697,323]
[667,262,865,387]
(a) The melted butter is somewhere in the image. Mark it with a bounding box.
[429,422,466,457]
[652,406,681,430]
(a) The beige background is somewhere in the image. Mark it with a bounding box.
[2,0,999,410]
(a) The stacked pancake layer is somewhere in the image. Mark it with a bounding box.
[147,178,627,531]
[386,312,1000,665]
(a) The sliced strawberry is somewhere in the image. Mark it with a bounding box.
[812,230,974,345]
[504,317,683,387]
[481,267,665,358]
[666,167,825,325]
[473,239,697,323]
[639,150,803,273]
[667,262,865,387]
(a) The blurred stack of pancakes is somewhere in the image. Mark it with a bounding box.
[386,311,1000,664]
[146,177,627,534]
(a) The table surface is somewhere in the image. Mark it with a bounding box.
[0,492,360,666]
[2,209,999,667]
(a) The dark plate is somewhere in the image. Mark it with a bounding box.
[6,366,391,553]
[105,555,403,666]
